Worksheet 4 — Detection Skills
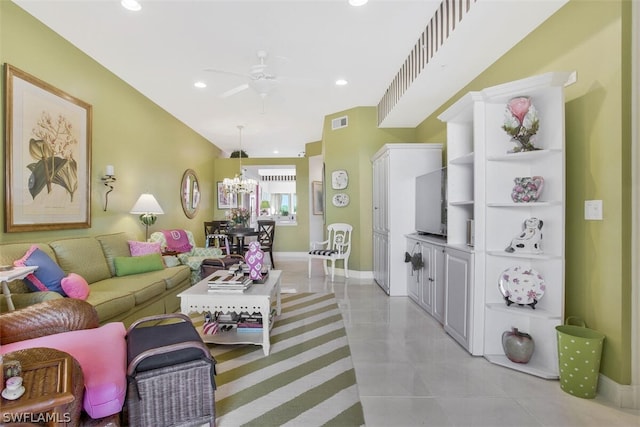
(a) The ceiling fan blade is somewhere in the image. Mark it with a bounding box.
[220,83,249,98]
[204,68,249,79]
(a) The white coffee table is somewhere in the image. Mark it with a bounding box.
[178,270,281,355]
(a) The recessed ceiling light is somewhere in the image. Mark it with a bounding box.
[349,0,368,6]
[273,150,279,154]
[194,81,207,89]
[121,0,142,12]
[335,79,348,86]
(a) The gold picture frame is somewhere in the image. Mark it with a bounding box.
[4,64,92,232]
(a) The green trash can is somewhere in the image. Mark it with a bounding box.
[556,317,605,399]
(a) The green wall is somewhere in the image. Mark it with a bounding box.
[413,0,632,384]
[212,157,309,252]
[0,2,221,246]
[1,0,633,385]
[322,107,428,271]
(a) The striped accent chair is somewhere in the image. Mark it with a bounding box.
[308,223,353,281]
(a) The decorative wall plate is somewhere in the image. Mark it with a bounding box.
[332,193,350,207]
[331,170,348,190]
[498,266,545,308]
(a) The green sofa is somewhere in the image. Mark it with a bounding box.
[0,232,191,327]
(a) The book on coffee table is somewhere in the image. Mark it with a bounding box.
[207,275,253,292]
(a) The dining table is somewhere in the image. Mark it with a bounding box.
[225,227,259,255]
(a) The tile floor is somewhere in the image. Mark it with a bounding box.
[279,256,640,427]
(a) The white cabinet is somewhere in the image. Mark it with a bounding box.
[406,235,446,324]
[372,144,442,296]
[439,72,573,378]
[444,246,481,355]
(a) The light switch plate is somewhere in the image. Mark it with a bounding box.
[584,200,603,220]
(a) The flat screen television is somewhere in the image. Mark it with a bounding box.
[415,167,447,237]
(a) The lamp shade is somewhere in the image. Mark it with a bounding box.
[130,193,164,215]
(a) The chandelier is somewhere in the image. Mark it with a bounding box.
[223,125,257,194]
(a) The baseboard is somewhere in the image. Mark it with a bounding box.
[274,251,309,259]
[598,374,640,409]
[275,253,375,281]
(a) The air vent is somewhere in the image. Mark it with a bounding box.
[260,175,296,182]
[331,116,348,130]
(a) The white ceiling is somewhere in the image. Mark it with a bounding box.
[13,0,567,158]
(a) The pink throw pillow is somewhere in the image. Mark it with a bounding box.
[61,273,90,300]
[128,240,162,257]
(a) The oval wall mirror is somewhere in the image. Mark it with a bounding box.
[181,169,200,219]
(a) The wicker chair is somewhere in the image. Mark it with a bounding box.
[125,313,216,427]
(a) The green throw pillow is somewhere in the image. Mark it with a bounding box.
[114,253,164,276]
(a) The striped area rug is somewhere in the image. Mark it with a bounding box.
[195,292,365,427]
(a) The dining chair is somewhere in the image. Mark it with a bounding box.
[256,220,276,268]
[204,220,232,248]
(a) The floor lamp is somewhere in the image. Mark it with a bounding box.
[130,193,164,240]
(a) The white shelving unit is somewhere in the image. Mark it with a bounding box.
[438,92,484,356]
[439,72,574,377]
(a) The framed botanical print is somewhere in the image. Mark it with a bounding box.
[4,64,92,232]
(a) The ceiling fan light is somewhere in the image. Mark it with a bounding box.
[250,78,275,95]
[121,0,142,11]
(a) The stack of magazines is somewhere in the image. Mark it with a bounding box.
[207,273,252,292]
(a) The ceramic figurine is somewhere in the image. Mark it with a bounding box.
[505,217,543,254]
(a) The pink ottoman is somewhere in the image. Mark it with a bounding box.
[0,322,127,419]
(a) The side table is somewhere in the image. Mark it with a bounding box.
[0,266,37,312]
[1,347,83,426]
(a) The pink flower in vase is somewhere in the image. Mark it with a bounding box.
[507,97,531,124]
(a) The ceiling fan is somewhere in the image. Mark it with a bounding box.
[207,50,279,99]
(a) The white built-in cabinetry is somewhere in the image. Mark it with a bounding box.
[439,72,574,378]
[406,235,446,323]
[372,144,442,296]
[444,246,478,354]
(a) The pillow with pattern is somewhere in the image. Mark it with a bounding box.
[128,240,162,257]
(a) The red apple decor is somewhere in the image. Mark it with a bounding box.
[501,327,535,363]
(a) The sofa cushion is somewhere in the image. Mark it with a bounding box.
[0,322,128,419]
[50,238,112,284]
[163,265,191,290]
[91,272,167,306]
[96,232,133,277]
[85,290,136,322]
[114,254,164,277]
[61,273,91,300]
[13,246,67,296]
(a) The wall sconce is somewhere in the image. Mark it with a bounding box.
[101,165,116,211]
